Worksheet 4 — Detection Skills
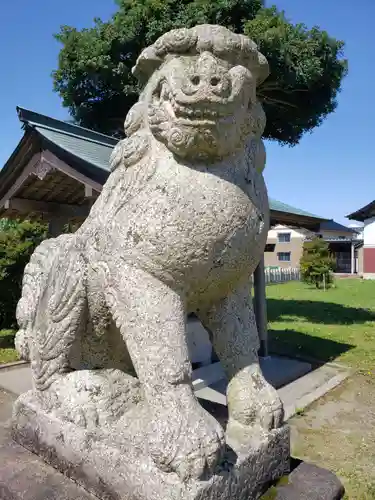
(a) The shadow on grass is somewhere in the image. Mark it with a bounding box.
[267,298,375,325]
[268,328,354,364]
[0,331,15,349]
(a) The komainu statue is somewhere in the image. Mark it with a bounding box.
[13,25,289,500]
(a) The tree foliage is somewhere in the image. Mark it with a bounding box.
[300,237,335,289]
[0,219,47,329]
[53,0,347,145]
[244,7,347,145]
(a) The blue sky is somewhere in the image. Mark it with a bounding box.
[0,0,373,224]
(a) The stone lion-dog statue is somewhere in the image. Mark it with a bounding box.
[14,24,285,486]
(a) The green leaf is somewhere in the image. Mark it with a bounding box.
[0,219,47,329]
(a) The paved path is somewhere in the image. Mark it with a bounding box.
[0,358,349,424]
[0,364,31,396]
[0,355,312,400]
[0,388,16,426]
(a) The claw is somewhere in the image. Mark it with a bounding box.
[148,404,225,481]
[227,369,285,432]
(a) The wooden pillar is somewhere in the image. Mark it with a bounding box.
[351,241,355,274]
[85,185,96,210]
[254,256,269,358]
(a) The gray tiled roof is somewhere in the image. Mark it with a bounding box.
[17,107,115,173]
[16,107,325,221]
[268,199,323,219]
[36,126,113,172]
[319,219,358,233]
[347,200,375,222]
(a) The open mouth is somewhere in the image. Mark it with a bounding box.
[158,82,231,126]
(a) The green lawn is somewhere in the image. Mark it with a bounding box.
[267,278,375,498]
[267,279,375,372]
[0,329,18,364]
[1,278,374,367]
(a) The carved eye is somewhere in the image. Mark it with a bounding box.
[191,75,200,85]
[210,77,220,86]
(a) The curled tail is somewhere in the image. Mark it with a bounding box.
[15,236,72,360]
[15,234,87,391]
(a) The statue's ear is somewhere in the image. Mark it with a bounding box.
[255,53,269,86]
[124,102,147,137]
[132,46,163,86]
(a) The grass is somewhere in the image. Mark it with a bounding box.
[267,278,375,499]
[267,278,375,372]
[290,373,375,499]
[0,329,18,364]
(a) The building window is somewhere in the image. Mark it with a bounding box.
[277,232,291,243]
[277,252,291,262]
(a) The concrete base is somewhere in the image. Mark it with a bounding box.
[195,355,312,407]
[0,427,344,500]
[0,355,311,399]
[279,362,350,421]
[12,390,290,500]
[196,361,349,423]
[0,357,348,425]
[260,355,312,389]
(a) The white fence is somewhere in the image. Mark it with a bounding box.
[264,267,300,284]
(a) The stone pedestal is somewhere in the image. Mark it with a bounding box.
[1,425,345,500]
[261,458,345,500]
[12,391,289,500]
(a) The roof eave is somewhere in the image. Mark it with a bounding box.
[38,134,109,186]
[347,200,375,222]
[270,209,327,230]
[0,129,42,201]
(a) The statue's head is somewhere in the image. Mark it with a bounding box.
[130,25,269,162]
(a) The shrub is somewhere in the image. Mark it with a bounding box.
[300,237,335,289]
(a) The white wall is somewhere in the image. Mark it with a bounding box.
[268,225,305,240]
[348,224,364,239]
[364,217,375,246]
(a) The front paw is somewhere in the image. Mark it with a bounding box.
[227,366,284,431]
[147,398,225,481]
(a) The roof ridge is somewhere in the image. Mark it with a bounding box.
[269,198,324,220]
[16,107,118,146]
[34,122,116,149]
